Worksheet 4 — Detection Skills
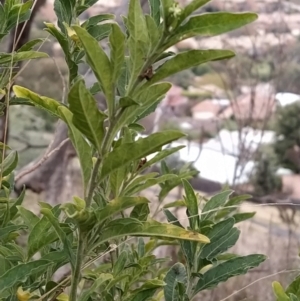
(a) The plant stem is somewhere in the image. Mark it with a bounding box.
[69,231,85,301]
[69,157,102,301]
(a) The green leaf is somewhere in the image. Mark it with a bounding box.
[68,79,106,152]
[113,250,127,276]
[0,51,48,64]
[44,23,78,82]
[163,200,186,209]
[0,224,27,240]
[0,151,18,177]
[200,228,240,260]
[17,38,45,52]
[112,82,171,136]
[164,263,187,301]
[126,0,149,92]
[139,146,185,172]
[73,26,113,116]
[109,24,125,82]
[0,260,52,294]
[95,197,150,223]
[130,203,150,222]
[193,254,266,295]
[80,273,113,301]
[145,15,161,52]
[6,1,33,30]
[201,190,233,221]
[87,23,112,41]
[82,14,115,28]
[27,210,72,259]
[148,0,161,26]
[179,0,210,23]
[286,275,300,297]
[54,0,74,30]
[204,218,235,241]
[58,106,93,195]
[13,86,63,117]
[97,218,210,245]
[232,212,256,223]
[41,208,75,269]
[164,12,258,49]
[146,50,234,86]
[129,280,166,301]
[17,206,39,230]
[119,97,140,108]
[9,188,26,220]
[182,179,199,230]
[124,174,178,195]
[100,131,185,179]
[273,281,290,301]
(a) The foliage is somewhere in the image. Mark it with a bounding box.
[273,102,300,173]
[0,0,267,301]
[250,152,282,196]
[273,272,300,301]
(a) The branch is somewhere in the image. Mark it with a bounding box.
[15,138,70,182]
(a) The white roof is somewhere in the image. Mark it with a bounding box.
[276,93,300,107]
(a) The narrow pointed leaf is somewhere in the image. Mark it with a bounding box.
[164,263,187,301]
[149,0,161,26]
[0,260,52,294]
[73,26,113,116]
[41,208,75,268]
[68,79,106,152]
[95,197,149,222]
[232,212,256,223]
[0,51,48,64]
[179,0,211,23]
[200,228,240,260]
[13,86,63,117]
[182,179,199,230]
[109,24,125,82]
[193,254,266,295]
[201,190,233,221]
[98,218,210,245]
[146,50,234,86]
[58,106,92,194]
[1,151,18,177]
[165,12,258,49]
[100,131,185,179]
[17,206,39,230]
[113,251,127,276]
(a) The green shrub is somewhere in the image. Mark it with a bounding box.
[0,1,266,300]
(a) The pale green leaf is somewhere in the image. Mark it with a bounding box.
[109,24,125,82]
[146,50,235,86]
[232,212,256,223]
[68,79,106,152]
[164,12,258,49]
[182,179,199,230]
[13,86,63,117]
[73,26,113,116]
[58,106,92,194]
[0,151,18,177]
[0,51,48,64]
[148,0,161,26]
[179,0,211,23]
[97,218,210,245]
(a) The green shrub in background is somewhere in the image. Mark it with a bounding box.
[0,0,270,300]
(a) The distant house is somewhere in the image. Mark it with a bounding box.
[191,99,229,120]
[162,85,189,117]
[221,92,276,122]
